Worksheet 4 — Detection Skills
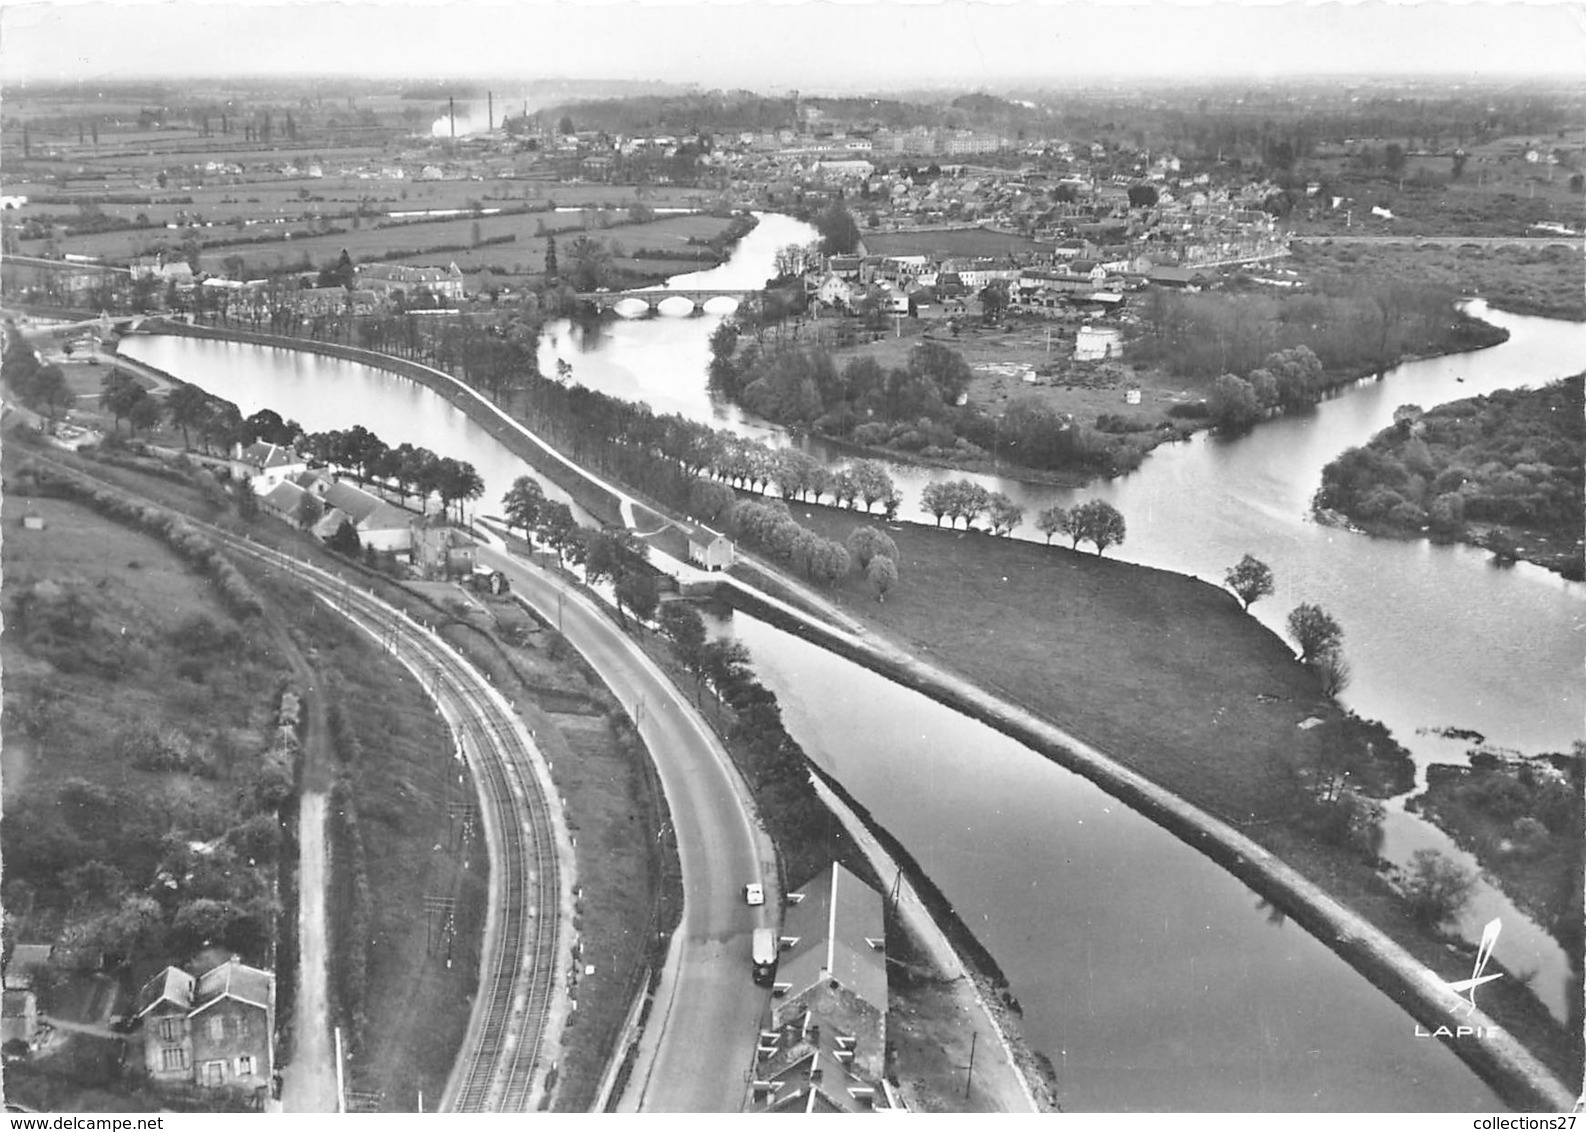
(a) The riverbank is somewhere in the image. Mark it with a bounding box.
[710,502,1580,1107]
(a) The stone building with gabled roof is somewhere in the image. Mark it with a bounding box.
[136,957,274,1094]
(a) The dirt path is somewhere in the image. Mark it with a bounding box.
[281,790,338,1111]
[269,624,340,1112]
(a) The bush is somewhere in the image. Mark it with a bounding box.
[1400,848,1475,927]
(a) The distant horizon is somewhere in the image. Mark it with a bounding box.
[4,68,1582,99]
[4,1,1583,90]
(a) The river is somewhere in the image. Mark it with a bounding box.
[117,216,1583,1109]
[529,216,1585,1015]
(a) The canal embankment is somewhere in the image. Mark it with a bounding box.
[706,563,1578,1112]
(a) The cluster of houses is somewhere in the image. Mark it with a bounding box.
[800,241,1222,330]
[231,441,478,578]
[752,863,898,1112]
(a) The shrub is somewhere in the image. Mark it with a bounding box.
[1400,848,1475,927]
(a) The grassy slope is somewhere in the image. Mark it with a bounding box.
[0,480,281,1111]
[785,500,1335,820]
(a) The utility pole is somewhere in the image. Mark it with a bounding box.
[488,91,494,131]
[448,97,456,140]
[963,1031,978,1100]
[335,1026,347,1113]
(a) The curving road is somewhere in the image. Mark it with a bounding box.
[476,544,776,1112]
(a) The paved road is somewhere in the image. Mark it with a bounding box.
[478,545,775,1112]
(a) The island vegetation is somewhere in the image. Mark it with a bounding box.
[1313,374,1585,579]
[1408,744,1584,961]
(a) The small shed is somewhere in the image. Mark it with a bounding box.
[21,513,44,530]
[688,529,735,572]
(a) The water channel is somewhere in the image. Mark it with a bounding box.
[119,214,1583,1109]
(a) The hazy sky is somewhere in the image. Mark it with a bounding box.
[3,0,1583,90]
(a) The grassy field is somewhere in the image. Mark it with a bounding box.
[42,201,734,288]
[1291,241,1586,320]
[829,317,1193,429]
[776,499,1362,820]
[0,490,274,809]
[1289,134,1584,238]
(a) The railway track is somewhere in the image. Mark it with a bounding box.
[14,453,566,1111]
[231,543,565,1112]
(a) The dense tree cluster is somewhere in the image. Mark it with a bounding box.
[1314,375,1583,578]
[730,499,853,587]
[715,339,973,431]
[1206,346,1326,432]
[1,327,71,422]
[712,333,1147,478]
[918,479,1023,535]
[1130,284,1500,389]
[653,600,854,883]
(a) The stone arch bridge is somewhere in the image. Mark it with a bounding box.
[574,287,756,314]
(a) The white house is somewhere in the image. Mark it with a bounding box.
[1075,325,1123,361]
[231,442,308,494]
[688,529,735,571]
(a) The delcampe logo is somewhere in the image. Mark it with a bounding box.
[1415,918,1503,1040]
